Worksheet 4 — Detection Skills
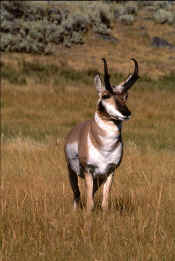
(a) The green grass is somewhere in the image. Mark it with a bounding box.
[2,58,175,91]
[1,62,27,85]
[1,59,99,87]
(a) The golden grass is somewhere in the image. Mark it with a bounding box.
[2,68,175,260]
[2,137,175,260]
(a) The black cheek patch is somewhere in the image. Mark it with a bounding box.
[116,100,131,117]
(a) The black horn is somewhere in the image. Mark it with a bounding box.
[102,58,113,93]
[122,58,139,91]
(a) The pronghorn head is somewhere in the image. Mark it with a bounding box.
[95,58,139,121]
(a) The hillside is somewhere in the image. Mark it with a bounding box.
[1,1,175,79]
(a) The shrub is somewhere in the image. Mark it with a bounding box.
[24,6,46,21]
[93,22,111,35]
[1,1,27,19]
[118,14,135,25]
[61,8,70,20]
[87,2,113,36]
[113,4,128,19]
[0,33,15,52]
[22,20,46,43]
[138,1,155,8]
[0,6,14,22]
[88,2,113,27]
[71,31,84,45]
[1,20,16,34]
[113,2,138,21]
[143,6,157,12]
[153,9,174,24]
[125,1,138,15]
[47,8,62,25]
[46,24,64,44]
[153,1,172,10]
[14,36,46,54]
[0,29,50,54]
[63,13,89,33]
[61,12,89,47]
[97,4,112,28]
[1,1,117,53]
[63,38,72,48]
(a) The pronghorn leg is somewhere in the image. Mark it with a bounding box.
[67,164,81,210]
[85,172,94,212]
[102,173,114,210]
[93,177,105,196]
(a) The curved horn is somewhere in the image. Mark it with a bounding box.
[102,58,113,93]
[121,58,139,91]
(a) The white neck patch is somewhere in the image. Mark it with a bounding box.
[94,112,122,134]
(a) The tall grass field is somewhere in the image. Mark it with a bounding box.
[1,51,175,261]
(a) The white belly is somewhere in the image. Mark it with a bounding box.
[86,134,123,177]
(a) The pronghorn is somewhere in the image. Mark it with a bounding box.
[64,58,139,211]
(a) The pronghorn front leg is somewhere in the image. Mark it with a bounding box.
[102,173,114,210]
[85,172,94,212]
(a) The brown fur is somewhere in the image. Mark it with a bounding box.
[65,58,139,211]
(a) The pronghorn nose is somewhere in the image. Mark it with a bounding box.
[128,111,131,117]
[125,110,131,119]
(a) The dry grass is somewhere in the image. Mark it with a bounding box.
[1,70,175,261]
[1,14,175,259]
[2,137,175,260]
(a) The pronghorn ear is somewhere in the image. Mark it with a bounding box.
[94,74,104,95]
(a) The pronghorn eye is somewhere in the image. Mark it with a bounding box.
[102,94,111,99]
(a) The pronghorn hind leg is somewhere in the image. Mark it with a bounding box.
[102,173,114,210]
[67,164,81,210]
[85,172,94,212]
